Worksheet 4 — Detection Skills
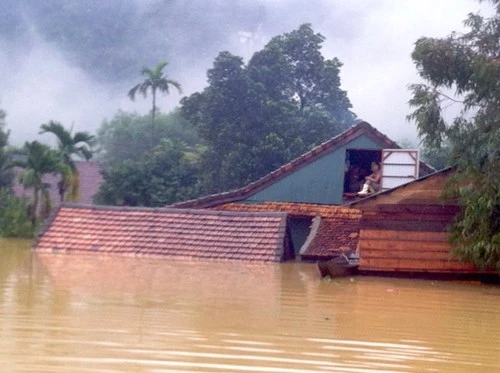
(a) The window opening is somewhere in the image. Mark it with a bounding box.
[343,149,381,194]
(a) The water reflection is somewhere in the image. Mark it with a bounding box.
[1,241,499,372]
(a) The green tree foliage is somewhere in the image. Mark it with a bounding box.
[39,121,96,202]
[94,140,199,207]
[128,61,182,149]
[0,106,14,189]
[0,189,33,238]
[421,143,453,171]
[181,24,355,193]
[407,0,500,270]
[15,141,60,227]
[96,110,199,165]
[0,106,32,238]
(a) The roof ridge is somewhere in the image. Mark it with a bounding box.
[172,121,396,209]
[58,203,288,218]
[347,166,456,206]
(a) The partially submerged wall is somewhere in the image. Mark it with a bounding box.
[351,169,479,274]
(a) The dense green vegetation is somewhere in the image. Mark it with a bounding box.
[0,106,13,190]
[14,141,60,227]
[408,0,500,270]
[0,189,32,238]
[0,108,97,237]
[0,107,32,237]
[181,24,355,193]
[94,24,355,206]
[96,110,200,165]
[95,139,200,206]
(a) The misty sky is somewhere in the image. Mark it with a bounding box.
[0,0,494,146]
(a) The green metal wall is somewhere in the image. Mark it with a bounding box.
[245,135,383,205]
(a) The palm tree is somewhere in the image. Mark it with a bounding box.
[39,121,96,202]
[128,61,182,148]
[16,141,60,227]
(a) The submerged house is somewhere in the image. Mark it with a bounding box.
[39,121,477,271]
[173,121,433,261]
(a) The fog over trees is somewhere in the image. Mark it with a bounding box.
[1,0,494,144]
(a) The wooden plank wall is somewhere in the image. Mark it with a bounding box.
[358,203,476,273]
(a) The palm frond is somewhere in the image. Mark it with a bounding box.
[19,168,37,188]
[73,131,96,146]
[128,84,142,100]
[77,146,94,161]
[40,121,72,146]
[157,79,183,95]
[139,82,152,98]
[166,79,182,93]
[151,61,169,76]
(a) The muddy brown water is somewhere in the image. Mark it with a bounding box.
[1,238,499,372]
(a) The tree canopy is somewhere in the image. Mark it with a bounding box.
[15,141,61,226]
[0,106,13,190]
[0,106,32,237]
[408,0,500,270]
[94,110,201,206]
[96,110,200,165]
[181,24,355,193]
[94,139,199,207]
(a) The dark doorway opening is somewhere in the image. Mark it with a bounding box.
[343,149,381,194]
[289,216,314,257]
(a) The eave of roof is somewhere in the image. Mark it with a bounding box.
[214,201,361,219]
[347,166,457,207]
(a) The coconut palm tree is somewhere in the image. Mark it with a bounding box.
[39,121,96,202]
[128,61,182,148]
[16,141,60,227]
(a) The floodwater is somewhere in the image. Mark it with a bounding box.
[1,239,499,373]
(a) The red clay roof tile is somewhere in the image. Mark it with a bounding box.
[300,216,361,259]
[210,201,361,259]
[34,204,289,263]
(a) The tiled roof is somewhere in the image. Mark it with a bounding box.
[300,216,361,259]
[13,161,103,205]
[172,121,434,209]
[211,202,362,260]
[34,204,289,263]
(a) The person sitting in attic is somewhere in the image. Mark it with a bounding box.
[358,162,381,195]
